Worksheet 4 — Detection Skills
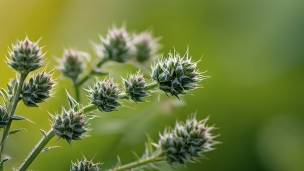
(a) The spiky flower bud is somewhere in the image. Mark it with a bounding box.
[7,37,45,74]
[57,49,90,81]
[158,115,219,167]
[132,31,160,62]
[151,49,205,99]
[21,71,55,107]
[0,105,9,128]
[86,79,121,112]
[95,26,131,62]
[70,155,102,171]
[122,71,149,103]
[52,108,88,145]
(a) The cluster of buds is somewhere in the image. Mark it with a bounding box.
[52,108,89,145]
[94,26,160,63]
[158,115,219,167]
[122,71,150,103]
[7,37,45,75]
[132,31,160,62]
[151,49,205,99]
[57,49,90,82]
[0,105,9,128]
[86,79,121,112]
[21,71,55,107]
[70,155,102,171]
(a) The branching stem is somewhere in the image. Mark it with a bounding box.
[74,58,109,102]
[0,73,27,171]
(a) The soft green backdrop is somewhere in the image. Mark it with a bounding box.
[0,1,303,171]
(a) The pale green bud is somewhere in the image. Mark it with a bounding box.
[132,31,160,62]
[52,108,88,145]
[151,48,205,99]
[159,115,219,167]
[21,71,55,107]
[95,26,131,62]
[86,78,121,112]
[7,37,45,74]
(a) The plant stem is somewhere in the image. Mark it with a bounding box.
[73,80,81,102]
[77,58,109,86]
[0,73,27,170]
[107,155,164,171]
[82,104,98,114]
[17,130,55,171]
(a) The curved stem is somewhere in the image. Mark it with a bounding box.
[107,156,164,171]
[77,58,109,86]
[18,130,55,171]
[0,73,27,170]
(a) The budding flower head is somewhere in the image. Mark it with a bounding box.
[0,105,9,128]
[57,49,90,81]
[21,70,55,107]
[52,108,89,145]
[70,155,102,171]
[158,114,219,167]
[86,78,121,112]
[95,25,131,62]
[7,37,45,74]
[122,71,150,103]
[151,48,206,99]
[132,31,160,62]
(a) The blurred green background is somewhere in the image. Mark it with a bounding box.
[0,0,304,171]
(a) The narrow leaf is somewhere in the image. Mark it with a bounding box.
[40,129,47,137]
[0,159,9,166]
[11,115,36,124]
[0,88,9,101]
[11,115,26,120]
[131,151,140,160]
[65,89,78,108]
[8,128,26,137]
[41,146,61,153]
[146,134,154,155]
[115,156,121,168]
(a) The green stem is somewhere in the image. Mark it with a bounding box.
[0,73,27,170]
[107,155,164,171]
[73,80,81,102]
[77,58,109,86]
[17,130,55,171]
[82,104,98,114]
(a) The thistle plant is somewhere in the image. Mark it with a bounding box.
[0,26,219,171]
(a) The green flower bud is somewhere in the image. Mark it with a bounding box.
[151,48,205,99]
[7,37,45,74]
[95,26,131,62]
[70,155,102,171]
[122,71,149,103]
[57,49,90,81]
[86,79,121,112]
[159,115,219,167]
[52,108,88,145]
[21,71,55,107]
[0,105,9,128]
[132,31,160,62]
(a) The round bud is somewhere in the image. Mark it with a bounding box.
[86,79,121,112]
[7,37,45,74]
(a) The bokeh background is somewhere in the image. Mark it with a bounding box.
[0,0,304,171]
